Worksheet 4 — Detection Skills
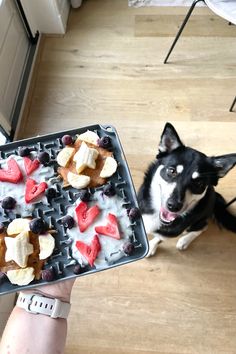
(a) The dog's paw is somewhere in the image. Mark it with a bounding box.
[146,238,160,258]
[176,237,189,251]
[146,248,157,258]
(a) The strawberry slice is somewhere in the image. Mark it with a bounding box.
[25,178,48,203]
[75,201,100,232]
[23,157,40,176]
[76,235,101,267]
[95,213,121,239]
[0,158,23,184]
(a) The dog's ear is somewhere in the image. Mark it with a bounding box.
[210,154,236,178]
[158,122,184,154]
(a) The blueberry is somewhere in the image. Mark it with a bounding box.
[98,136,112,149]
[62,134,73,145]
[18,146,31,157]
[41,268,55,282]
[122,241,135,255]
[29,218,46,234]
[103,184,116,197]
[0,272,7,285]
[73,264,81,275]
[46,188,57,200]
[61,215,75,229]
[38,151,50,165]
[1,196,16,210]
[78,189,90,202]
[128,207,140,221]
[0,223,5,234]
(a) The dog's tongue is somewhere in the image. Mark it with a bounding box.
[160,207,178,223]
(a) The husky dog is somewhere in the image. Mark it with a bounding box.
[138,123,236,257]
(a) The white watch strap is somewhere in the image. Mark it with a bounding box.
[16,292,71,319]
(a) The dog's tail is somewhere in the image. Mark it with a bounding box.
[214,192,236,233]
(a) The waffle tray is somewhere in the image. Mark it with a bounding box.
[0,124,148,295]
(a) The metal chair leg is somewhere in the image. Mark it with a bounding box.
[164,0,205,64]
[229,96,236,112]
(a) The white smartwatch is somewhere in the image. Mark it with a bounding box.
[16,292,71,319]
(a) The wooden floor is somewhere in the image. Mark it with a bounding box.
[16,0,236,353]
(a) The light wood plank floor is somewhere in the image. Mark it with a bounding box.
[15,0,236,353]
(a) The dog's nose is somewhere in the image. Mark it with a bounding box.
[167,199,182,212]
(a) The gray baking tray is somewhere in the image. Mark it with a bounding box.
[0,124,148,295]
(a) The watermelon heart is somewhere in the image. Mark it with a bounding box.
[76,235,101,267]
[23,157,40,176]
[75,201,100,232]
[95,213,121,239]
[25,178,48,203]
[0,158,23,183]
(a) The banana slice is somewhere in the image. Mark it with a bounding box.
[77,130,99,146]
[5,231,34,268]
[67,172,90,189]
[7,267,35,286]
[7,218,30,236]
[57,147,75,167]
[39,233,55,260]
[100,156,118,178]
[73,141,99,173]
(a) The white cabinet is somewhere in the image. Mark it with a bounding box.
[20,0,70,35]
[0,0,29,133]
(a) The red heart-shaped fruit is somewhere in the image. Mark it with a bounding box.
[95,213,120,239]
[25,178,48,203]
[0,158,23,184]
[75,201,100,232]
[23,157,40,176]
[76,235,101,267]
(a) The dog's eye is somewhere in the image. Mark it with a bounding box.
[166,167,177,178]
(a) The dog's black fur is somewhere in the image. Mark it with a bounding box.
[138,123,236,241]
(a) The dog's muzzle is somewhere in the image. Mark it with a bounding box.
[160,206,179,224]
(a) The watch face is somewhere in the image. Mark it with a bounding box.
[0,124,148,295]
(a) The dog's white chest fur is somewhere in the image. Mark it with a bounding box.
[142,165,176,233]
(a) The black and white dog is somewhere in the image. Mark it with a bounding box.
[138,123,236,257]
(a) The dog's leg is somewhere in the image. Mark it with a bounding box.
[146,234,163,257]
[142,214,163,257]
[176,227,207,250]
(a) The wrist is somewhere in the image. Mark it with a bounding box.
[22,279,75,303]
[16,292,71,319]
[29,288,71,303]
